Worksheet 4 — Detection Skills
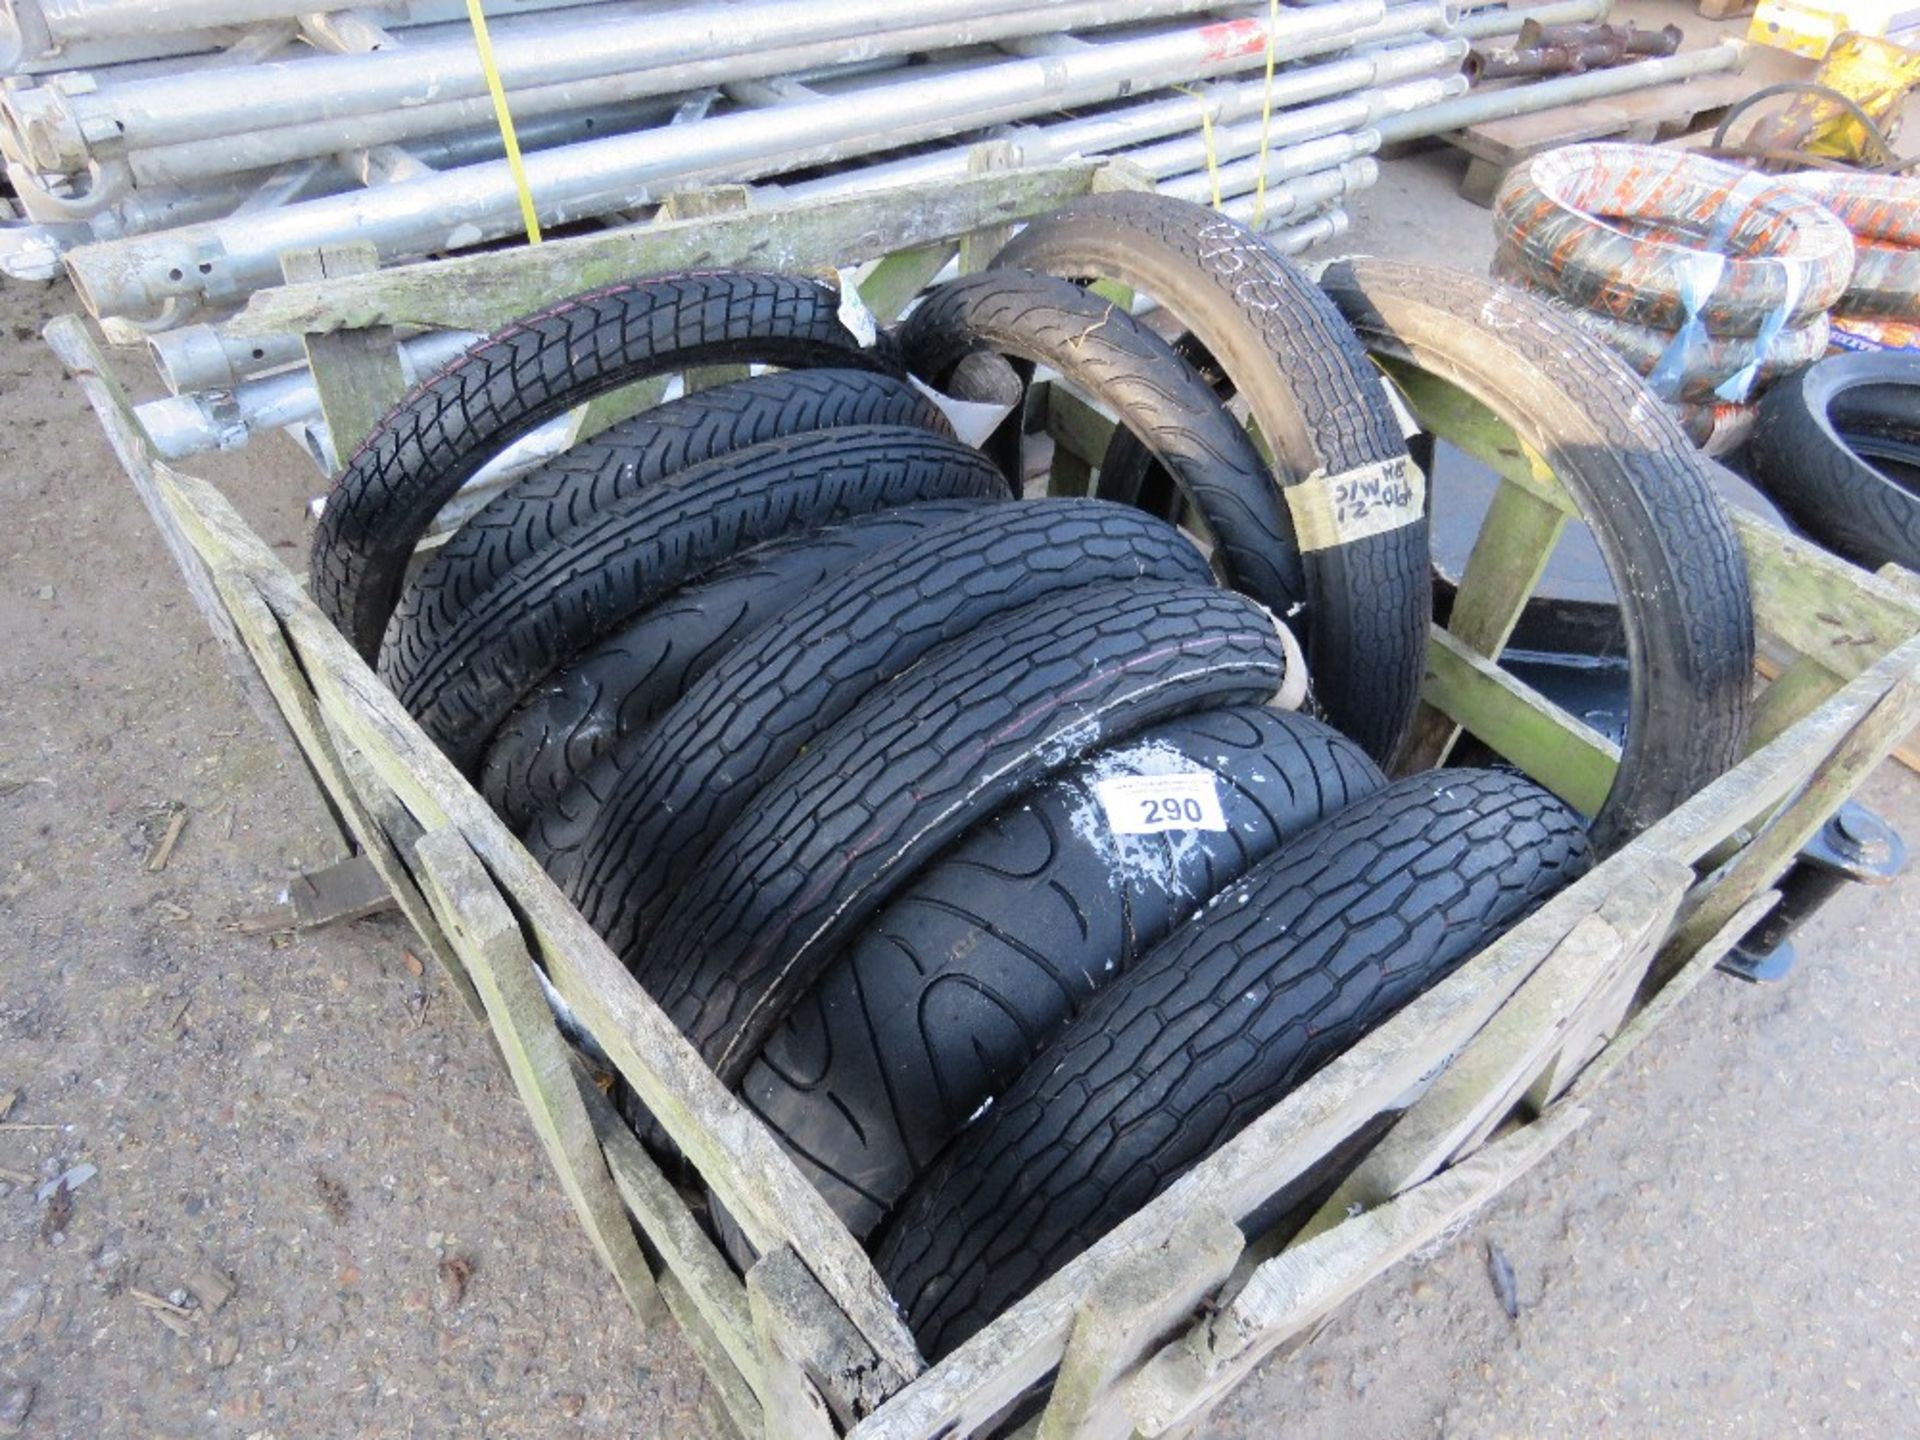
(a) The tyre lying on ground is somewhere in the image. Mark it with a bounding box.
[1745,351,1920,574]
[872,768,1594,1358]
[737,705,1385,1243]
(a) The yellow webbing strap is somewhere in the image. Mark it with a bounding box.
[465,0,542,245]
[1253,0,1279,226]
[1172,84,1223,211]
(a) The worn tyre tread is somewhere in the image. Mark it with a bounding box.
[873,769,1593,1357]
[740,706,1385,1240]
[644,581,1295,1081]
[480,500,989,828]
[529,498,1215,958]
[391,426,1006,769]
[312,271,890,657]
[992,193,1427,764]
[383,368,950,676]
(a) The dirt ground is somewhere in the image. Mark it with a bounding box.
[4,34,1919,1437]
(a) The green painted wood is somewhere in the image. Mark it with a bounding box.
[1747,653,1843,755]
[857,243,955,325]
[1734,512,1920,680]
[959,141,1022,275]
[1377,359,1578,516]
[1046,385,1117,467]
[1404,478,1569,772]
[1421,626,1621,816]
[230,162,1104,336]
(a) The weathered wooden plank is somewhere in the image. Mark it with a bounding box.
[1122,1104,1589,1437]
[1404,478,1569,771]
[850,873,1615,1439]
[185,549,482,1020]
[747,1246,906,1436]
[1574,889,1781,1101]
[1047,386,1118,468]
[283,243,410,461]
[154,467,926,1384]
[1036,1206,1243,1440]
[44,314,292,750]
[660,1268,763,1440]
[1375,359,1578,517]
[1297,859,1687,1242]
[1736,512,1920,680]
[959,142,1022,275]
[856,242,956,325]
[1664,640,1920,961]
[1748,652,1844,755]
[1421,626,1622,816]
[574,1060,761,1391]
[230,162,1104,336]
[413,827,665,1326]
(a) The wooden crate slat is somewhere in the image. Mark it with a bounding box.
[229,161,1105,336]
[1047,386,1118,468]
[150,467,927,1385]
[411,827,667,1327]
[856,243,957,325]
[1422,626,1622,816]
[849,868,1623,1439]
[1121,1102,1590,1437]
[1376,359,1579,516]
[1403,477,1570,771]
[1736,513,1920,680]
[284,243,410,461]
[1035,1205,1243,1440]
[747,1246,907,1436]
[576,1068,762,1392]
[1299,858,1688,1239]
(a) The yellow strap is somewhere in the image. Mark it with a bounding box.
[1172,85,1223,211]
[1253,0,1279,227]
[466,0,542,245]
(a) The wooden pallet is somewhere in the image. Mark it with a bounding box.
[1444,69,1756,204]
[47,161,1920,1439]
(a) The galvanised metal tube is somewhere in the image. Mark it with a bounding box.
[5,0,600,43]
[1123,72,1464,178]
[1157,130,1382,204]
[65,1,1391,318]
[776,22,1462,202]
[1374,38,1745,143]
[127,85,688,187]
[1213,156,1379,216]
[17,0,1257,170]
[1452,0,1612,40]
[135,327,474,458]
[1258,207,1351,251]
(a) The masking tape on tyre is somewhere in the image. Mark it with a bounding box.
[1283,453,1424,552]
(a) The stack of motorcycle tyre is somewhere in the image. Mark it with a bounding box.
[1491,143,1855,455]
[306,192,1754,1361]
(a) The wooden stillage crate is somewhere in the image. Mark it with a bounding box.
[48,159,1920,1439]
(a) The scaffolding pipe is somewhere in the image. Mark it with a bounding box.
[64,0,1394,318]
[1373,38,1746,142]
[1451,0,1613,41]
[10,0,1258,171]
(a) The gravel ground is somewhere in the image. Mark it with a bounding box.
[3,125,1917,1438]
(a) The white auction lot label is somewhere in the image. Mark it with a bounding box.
[1093,772,1227,835]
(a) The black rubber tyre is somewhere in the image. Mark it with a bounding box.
[896,269,1305,614]
[528,498,1215,961]
[642,580,1296,1082]
[872,768,1593,1358]
[480,500,991,829]
[1746,352,1920,573]
[311,271,891,659]
[389,426,1007,771]
[1318,259,1754,853]
[739,706,1385,1241]
[383,368,953,679]
[991,193,1427,765]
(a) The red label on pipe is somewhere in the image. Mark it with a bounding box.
[1196,18,1267,62]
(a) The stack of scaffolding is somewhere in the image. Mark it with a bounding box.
[0,0,1743,464]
